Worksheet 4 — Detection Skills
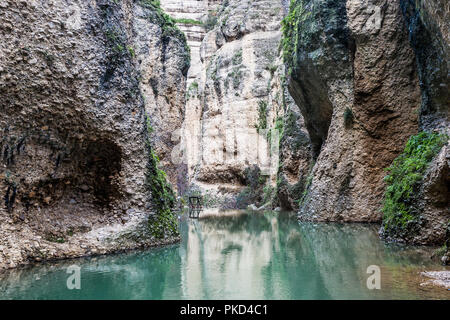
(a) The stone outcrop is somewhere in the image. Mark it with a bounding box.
[283,0,448,252]
[286,0,421,222]
[274,65,312,211]
[180,0,312,209]
[380,0,449,249]
[0,0,188,270]
[135,2,190,187]
[413,144,450,245]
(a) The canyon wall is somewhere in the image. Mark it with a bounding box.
[160,0,221,83]
[380,0,449,247]
[0,0,188,270]
[284,0,448,248]
[1,0,447,270]
[287,0,421,222]
[179,0,311,209]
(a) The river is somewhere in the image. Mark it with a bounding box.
[0,211,448,299]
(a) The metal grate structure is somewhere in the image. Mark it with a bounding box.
[188,196,203,218]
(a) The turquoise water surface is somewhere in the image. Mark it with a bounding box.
[0,211,448,299]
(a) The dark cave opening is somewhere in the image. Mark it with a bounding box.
[82,139,122,206]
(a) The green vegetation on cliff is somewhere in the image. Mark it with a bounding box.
[174,18,203,25]
[255,100,268,133]
[144,116,178,239]
[382,132,448,234]
[139,0,190,73]
[139,0,182,37]
[281,0,311,74]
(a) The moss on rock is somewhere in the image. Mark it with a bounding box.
[144,115,179,239]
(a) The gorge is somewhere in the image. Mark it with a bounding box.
[0,0,449,294]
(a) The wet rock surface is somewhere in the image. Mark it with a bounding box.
[284,0,449,252]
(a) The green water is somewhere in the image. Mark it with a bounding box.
[0,211,448,299]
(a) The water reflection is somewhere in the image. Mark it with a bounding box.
[0,211,448,299]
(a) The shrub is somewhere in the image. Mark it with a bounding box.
[281,0,311,74]
[267,63,278,75]
[104,27,127,58]
[382,132,448,234]
[255,100,268,132]
[186,81,199,100]
[232,49,243,66]
[263,184,275,205]
[230,67,242,89]
[275,116,284,137]
[175,18,203,25]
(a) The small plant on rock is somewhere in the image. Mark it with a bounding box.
[382,132,448,236]
[343,107,354,128]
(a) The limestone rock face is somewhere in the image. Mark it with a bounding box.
[181,0,311,207]
[376,0,450,246]
[159,0,222,192]
[160,0,221,83]
[414,144,450,244]
[271,61,312,211]
[134,3,190,187]
[0,0,188,270]
[289,0,421,222]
